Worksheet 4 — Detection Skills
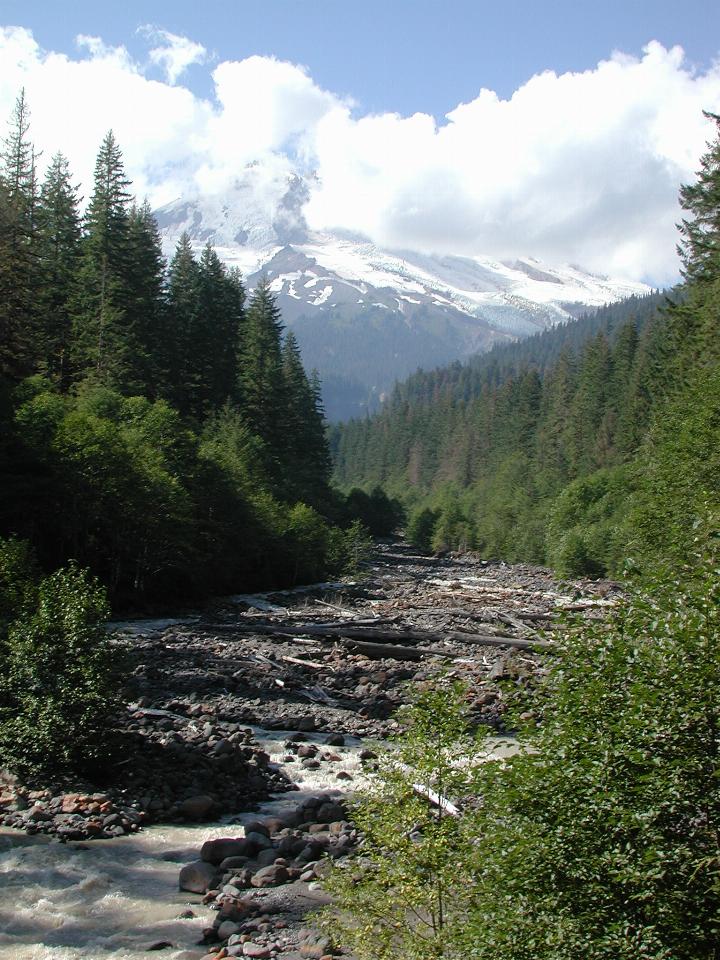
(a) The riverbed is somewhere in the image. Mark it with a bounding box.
[0,544,608,958]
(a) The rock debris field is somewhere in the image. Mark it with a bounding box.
[0,541,620,959]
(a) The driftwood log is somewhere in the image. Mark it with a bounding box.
[208,621,552,651]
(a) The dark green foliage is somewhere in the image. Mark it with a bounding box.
[0,561,121,777]
[321,684,478,959]
[0,537,38,638]
[545,466,634,577]
[0,98,341,607]
[407,506,439,552]
[326,570,720,958]
[344,486,405,536]
[461,568,720,959]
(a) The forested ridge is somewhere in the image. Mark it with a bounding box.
[0,91,370,610]
[332,118,720,576]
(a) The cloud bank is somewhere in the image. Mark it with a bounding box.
[1,25,719,283]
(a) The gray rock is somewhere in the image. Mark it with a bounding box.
[255,847,279,867]
[217,920,242,940]
[179,860,217,894]
[250,863,289,887]
[201,837,248,864]
[243,819,270,837]
[316,802,345,823]
[219,855,251,870]
[244,831,272,852]
[243,944,272,959]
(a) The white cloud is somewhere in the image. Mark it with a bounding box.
[142,26,206,84]
[0,26,718,283]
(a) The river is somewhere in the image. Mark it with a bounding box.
[0,722,373,960]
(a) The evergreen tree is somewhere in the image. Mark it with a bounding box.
[281,332,331,504]
[70,131,133,387]
[36,153,81,388]
[166,233,200,416]
[125,200,167,396]
[0,90,40,380]
[238,278,286,467]
[678,111,720,284]
[196,244,244,413]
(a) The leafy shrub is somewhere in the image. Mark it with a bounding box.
[326,519,374,576]
[407,506,439,552]
[546,465,633,576]
[321,684,479,959]
[0,563,122,777]
[323,566,720,959]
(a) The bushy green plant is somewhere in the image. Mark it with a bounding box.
[407,506,439,552]
[0,563,122,777]
[320,684,480,959]
[328,519,374,576]
[546,465,633,576]
[323,567,720,959]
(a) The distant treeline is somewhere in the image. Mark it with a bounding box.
[332,116,720,576]
[0,91,375,606]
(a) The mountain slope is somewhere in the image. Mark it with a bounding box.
[154,170,649,419]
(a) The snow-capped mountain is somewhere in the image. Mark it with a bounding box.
[154,169,649,420]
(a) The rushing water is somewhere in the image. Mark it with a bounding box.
[0,726,371,960]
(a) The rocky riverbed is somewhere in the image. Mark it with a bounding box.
[0,542,619,958]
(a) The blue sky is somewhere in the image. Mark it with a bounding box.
[1,2,720,283]
[5,0,720,119]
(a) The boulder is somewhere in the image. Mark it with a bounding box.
[250,863,289,887]
[201,837,248,864]
[179,860,217,894]
[217,920,242,940]
[178,795,215,820]
[244,831,272,852]
[255,848,279,867]
[243,819,270,838]
[316,802,345,824]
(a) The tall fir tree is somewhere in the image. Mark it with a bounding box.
[36,153,81,388]
[166,233,200,416]
[238,277,286,469]
[678,112,720,284]
[196,244,245,413]
[70,131,133,387]
[125,200,167,396]
[281,331,331,504]
[0,90,40,380]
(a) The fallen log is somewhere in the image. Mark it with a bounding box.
[341,639,460,661]
[206,621,552,651]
